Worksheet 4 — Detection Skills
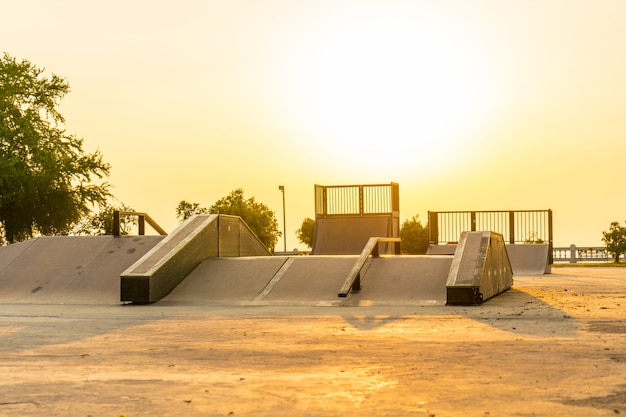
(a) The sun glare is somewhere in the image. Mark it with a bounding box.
[281,7,499,172]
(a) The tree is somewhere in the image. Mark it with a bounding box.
[73,201,137,236]
[602,221,626,263]
[0,54,110,244]
[208,189,281,252]
[400,215,429,254]
[175,200,208,222]
[524,232,545,244]
[296,217,316,249]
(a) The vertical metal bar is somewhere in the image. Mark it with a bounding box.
[428,211,438,245]
[359,185,364,215]
[113,210,120,236]
[509,211,515,244]
[138,215,145,235]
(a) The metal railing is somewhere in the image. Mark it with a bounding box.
[429,210,553,263]
[315,183,400,217]
[428,210,552,245]
[553,245,624,263]
[113,210,167,236]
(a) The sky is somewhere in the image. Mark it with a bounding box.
[2,0,625,250]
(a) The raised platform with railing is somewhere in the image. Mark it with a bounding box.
[313,183,400,255]
[428,210,553,264]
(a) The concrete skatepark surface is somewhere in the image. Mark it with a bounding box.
[0,236,164,304]
[1,267,625,416]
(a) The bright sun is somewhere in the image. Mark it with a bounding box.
[280,7,499,173]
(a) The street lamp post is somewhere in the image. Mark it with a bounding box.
[278,185,286,254]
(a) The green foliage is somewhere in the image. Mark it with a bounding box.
[602,221,626,263]
[0,54,110,244]
[176,200,208,222]
[72,201,136,235]
[296,217,316,249]
[524,232,545,244]
[400,215,429,254]
[209,189,281,252]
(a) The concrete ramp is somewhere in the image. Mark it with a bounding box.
[312,217,392,255]
[159,256,358,306]
[446,231,513,305]
[506,244,551,274]
[0,236,164,304]
[160,257,288,304]
[254,257,357,306]
[121,214,271,303]
[159,254,454,307]
[347,256,453,306]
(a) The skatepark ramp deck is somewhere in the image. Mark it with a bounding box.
[0,235,164,304]
[159,254,453,306]
[0,228,512,306]
[120,214,271,303]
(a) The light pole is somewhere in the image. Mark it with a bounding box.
[278,185,286,254]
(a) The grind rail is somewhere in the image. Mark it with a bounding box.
[113,210,167,236]
[338,237,401,297]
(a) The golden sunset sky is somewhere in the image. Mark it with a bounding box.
[2,0,625,249]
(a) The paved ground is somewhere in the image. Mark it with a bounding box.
[1,267,625,417]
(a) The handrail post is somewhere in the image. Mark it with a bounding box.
[138,215,145,235]
[113,210,121,237]
[428,211,439,245]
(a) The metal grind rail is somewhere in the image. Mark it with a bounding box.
[113,210,167,236]
[338,237,401,297]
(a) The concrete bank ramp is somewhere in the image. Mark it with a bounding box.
[121,214,271,303]
[0,236,164,304]
[347,256,452,306]
[506,244,551,274]
[161,257,288,305]
[446,231,514,305]
[160,255,453,306]
[161,256,358,306]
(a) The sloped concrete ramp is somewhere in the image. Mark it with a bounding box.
[446,231,514,305]
[160,257,288,304]
[160,255,453,307]
[254,256,357,306]
[348,256,453,306]
[0,236,164,304]
[506,244,551,274]
[121,214,271,303]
